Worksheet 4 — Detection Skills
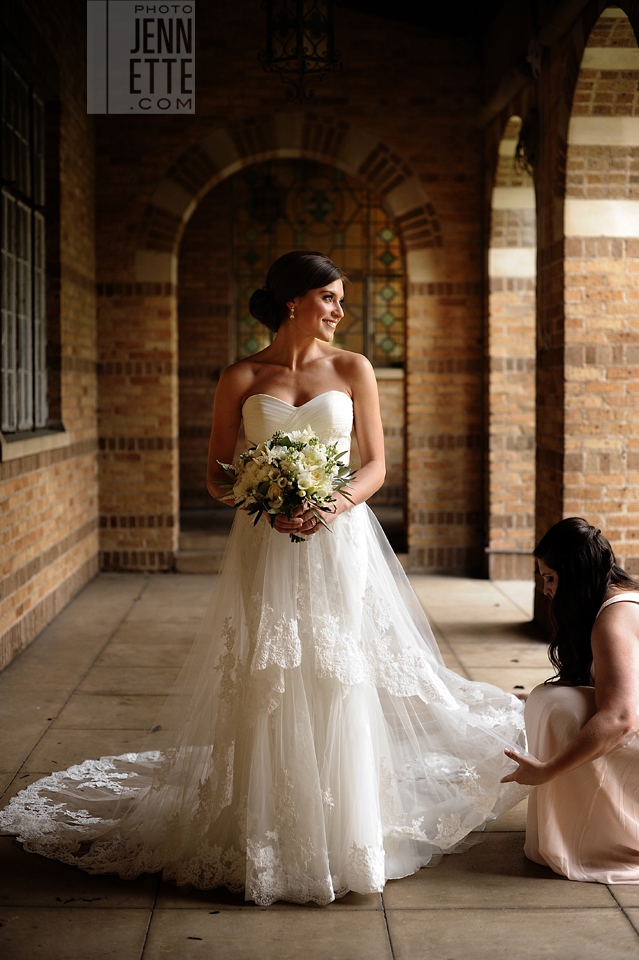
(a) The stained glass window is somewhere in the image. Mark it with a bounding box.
[230,160,404,367]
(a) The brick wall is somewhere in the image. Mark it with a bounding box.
[0,0,99,670]
[563,5,639,572]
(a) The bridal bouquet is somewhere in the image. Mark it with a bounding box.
[218,426,356,542]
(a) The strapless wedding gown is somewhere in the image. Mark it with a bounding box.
[0,391,527,905]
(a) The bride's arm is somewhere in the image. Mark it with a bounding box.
[501,604,639,785]
[206,364,251,502]
[343,352,386,507]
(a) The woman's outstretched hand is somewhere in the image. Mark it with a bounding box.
[500,748,555,786]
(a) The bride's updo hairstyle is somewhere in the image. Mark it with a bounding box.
[534,517,637,685]
[249,251,346,332]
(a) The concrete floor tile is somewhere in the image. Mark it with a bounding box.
[144,908,392,960]
[0,836,159,908]
[466,666,553,694]
[0,722,51,771]
[20,727,156,772]
[52,694,166,729]
[436,620,542,643]
[492,580,535,617]
[41,576,147,627]
[449,641,551,669]
[611,889,639,908]
[125,576,214,623]
[0,691,68,724]
[96,641,194,668]
[483,799,528,832]
[108,621,200,645]
[76,666,180,696]
[385,907,639,960]
[0,654,91,694]
[382,834,614,909]
[0,771,15,795]
[155,882,381,910]
[0,906,151,960]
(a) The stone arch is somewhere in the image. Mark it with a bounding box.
[133,112,444,286]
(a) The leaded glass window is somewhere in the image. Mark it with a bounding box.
[1,54,47,433]
[230,160,404,367]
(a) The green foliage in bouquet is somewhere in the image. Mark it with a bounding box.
[218,426,356,543]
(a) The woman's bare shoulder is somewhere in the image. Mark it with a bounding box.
[330,348,375,383]
[592,596,639,645]
[218,357,262,393]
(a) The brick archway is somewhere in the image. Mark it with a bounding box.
[133,112,443,286]
[99,114,489,574]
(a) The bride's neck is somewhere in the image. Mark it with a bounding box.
[264,326,324,370]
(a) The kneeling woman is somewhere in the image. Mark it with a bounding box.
[503,517,639,883]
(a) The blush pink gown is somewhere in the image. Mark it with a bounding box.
[524,592,639,882]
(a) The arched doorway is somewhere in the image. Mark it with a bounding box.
[177,158,407,567]
[487,116,536,579]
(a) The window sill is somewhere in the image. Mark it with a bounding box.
[375,368,404,380]
[0,426,70,462]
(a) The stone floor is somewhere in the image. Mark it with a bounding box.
[1,572,639,959]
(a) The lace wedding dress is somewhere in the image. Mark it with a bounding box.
[0,391,528,904]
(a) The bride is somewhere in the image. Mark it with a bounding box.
[0,251,528,905]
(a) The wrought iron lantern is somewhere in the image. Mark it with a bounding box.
[261,0,342,102]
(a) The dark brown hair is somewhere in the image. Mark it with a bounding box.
[248,251,347,332]
[534,517,637,685]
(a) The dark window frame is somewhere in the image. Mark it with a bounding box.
[0,51,48,436]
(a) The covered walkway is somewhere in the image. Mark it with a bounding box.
[1,574,639,959]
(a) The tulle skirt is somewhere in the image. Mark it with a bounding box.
[0,504,528,904]
[525,683,639,882]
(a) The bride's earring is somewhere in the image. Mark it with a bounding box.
[289,305,295,320]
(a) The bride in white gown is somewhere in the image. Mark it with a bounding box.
[0,251,528,905]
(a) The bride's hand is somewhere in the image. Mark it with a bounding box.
[297,493,351,537]
[272,497,348,537]
[271,505,305,536]
[500,749,554,785]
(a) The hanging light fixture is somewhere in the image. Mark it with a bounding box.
[261,0,342,102]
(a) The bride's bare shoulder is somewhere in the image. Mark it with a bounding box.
[330,348,375,384]
[219,357,262,389]
[216,358,264,408]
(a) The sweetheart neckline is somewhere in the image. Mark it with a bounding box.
[242,390,352,411]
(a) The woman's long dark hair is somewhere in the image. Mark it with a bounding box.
[534,517,637,685]
[248,251,347,332]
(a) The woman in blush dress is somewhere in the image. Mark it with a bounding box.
[502,517,639,882]
[0,251,528,905]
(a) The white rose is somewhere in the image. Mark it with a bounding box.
[297,471,313,492]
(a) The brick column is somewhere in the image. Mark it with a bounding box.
[98,284,179,571]
[563,6,639,573]
[487,116,536,579]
